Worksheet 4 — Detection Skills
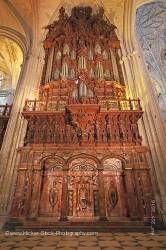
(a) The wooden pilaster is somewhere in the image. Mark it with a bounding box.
[60,169,68,221]
[98,169,107,221]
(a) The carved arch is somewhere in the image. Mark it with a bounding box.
[40,155,66,171]
[101,155,126,173]
[67,153,100,170]
[101,154,126,166]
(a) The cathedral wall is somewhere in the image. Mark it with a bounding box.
[122,0,166,226]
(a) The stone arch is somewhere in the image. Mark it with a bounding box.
[0,36,24,90]
[0,27,28,90]
[136,0,154,8]
[0,27,28,57]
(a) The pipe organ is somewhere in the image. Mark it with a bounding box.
[10,6,155,228]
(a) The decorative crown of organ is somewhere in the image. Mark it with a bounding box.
[40,6,125,104]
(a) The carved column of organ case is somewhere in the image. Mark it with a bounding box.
[11,6,155,225]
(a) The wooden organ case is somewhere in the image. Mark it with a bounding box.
[11,7,153,227]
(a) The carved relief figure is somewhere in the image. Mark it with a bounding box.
[108,181,118,209]
[78,183,89,210]
[49,181,58,209]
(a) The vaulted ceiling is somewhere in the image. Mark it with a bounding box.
[0,0,154,92]
[1,0,154,42]
[0,36,23,90]
[136,1,166,95]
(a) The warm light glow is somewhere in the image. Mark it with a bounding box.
[0,36,23,91]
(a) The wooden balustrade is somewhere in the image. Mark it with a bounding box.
[23,98,142,112]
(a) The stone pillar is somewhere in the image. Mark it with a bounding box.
[122,0,166,226]
[0,47,45,228]
[60,169,68,221]
[98,169,107,221]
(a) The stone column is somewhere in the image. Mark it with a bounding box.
[122,0,166,226]
[0,47,45,228]
[98,169,107,221]
[60,169,68,221]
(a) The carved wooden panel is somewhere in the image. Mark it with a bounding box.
[68,157,98,218]
[39,158,64,217]
[102,158,126,218]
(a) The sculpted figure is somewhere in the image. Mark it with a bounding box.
[49,181,58,209]
[59,128,65,143]
[88,127,94,143]
[77,127,82,145]
[71,127,78,143]
[101,126,107,143]
[17,200,25,216]
[27,119,35,143]
[79,184,89,210]
[41,122,47,143]
[118,117,126,142]
[106,121,111,144]
[65,125,71,143]
[130,117,139,143]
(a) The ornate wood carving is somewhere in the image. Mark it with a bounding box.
[10,6,154,225]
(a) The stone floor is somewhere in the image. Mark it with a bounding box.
[0,231,166,250]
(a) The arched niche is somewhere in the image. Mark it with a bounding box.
[67,155,99,218]
[102,157,123,174]
[41,155,65,171]
[102,157,126,218]
[39,156,65,218]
